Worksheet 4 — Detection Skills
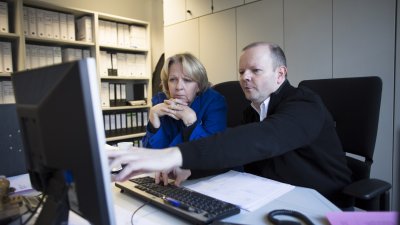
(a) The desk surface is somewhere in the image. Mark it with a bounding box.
[110,179,340,225]
[11,174,340,225]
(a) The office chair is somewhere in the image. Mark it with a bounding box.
[213,81,250,128]
[299,76,392,211]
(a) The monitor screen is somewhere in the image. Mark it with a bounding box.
[12,58,116,225]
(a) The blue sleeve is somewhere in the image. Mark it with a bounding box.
[142,90,228,148]
[185,94,227,141]
[168,91,227,146]
[142,93,171,148]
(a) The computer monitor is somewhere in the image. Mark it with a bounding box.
[11,58,116,225]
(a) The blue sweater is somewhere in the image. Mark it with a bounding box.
[142,88,227,148]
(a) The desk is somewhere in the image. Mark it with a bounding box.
[111,179,340,225]
[9,175,340,225]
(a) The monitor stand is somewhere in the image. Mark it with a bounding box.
[34,175,69,225]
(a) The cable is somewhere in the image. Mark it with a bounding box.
[267,209,315,225]
[130,201,150,225]
[21,194,46,225]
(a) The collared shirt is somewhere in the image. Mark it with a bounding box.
[251,97,270,122]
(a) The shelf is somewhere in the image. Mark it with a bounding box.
[106,132,146,142]
[0,32,20,41]
[99,45,148,53]
[100,76,150,80]
[0,73,12,78]
[3,0,152,141]
[25,36,95,47]
[102,104,150,111]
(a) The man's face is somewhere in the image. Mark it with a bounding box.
[238,45,285,106]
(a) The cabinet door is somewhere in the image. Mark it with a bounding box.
[284,0,332,86]
[199,9,236,84]
[237,0,283,63]
[186,0,212,19]
[164,19,199,58]
[333,0,396,188]
[213,0,244,13]
[163,0,186,26]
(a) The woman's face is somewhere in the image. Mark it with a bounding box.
[167,62,200,104]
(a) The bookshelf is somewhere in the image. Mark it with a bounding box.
[0,0,152,143]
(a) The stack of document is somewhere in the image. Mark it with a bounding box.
[186,170,295,212]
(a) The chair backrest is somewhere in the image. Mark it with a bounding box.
[213,81,250,128]
[299,76,382,182]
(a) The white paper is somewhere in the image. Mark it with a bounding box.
[8,173,33,193]
[186,170,295,212]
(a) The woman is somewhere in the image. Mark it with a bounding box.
[142,53,228,182]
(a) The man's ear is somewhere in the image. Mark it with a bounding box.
[277,66,287,84]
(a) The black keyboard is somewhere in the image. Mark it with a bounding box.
[115,176,240,224]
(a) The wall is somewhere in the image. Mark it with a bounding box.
[395,0,400,210]
[163,0,398,210]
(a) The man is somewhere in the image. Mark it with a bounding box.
[109,42,352,208]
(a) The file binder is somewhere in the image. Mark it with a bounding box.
[1,42,13,73]
[101,82,110,107]
[109,83,116,106]
[126,112,133,133]
[104,114,111,137]
[36,9,46,38]
[0,2,9,33]
[76,16,92,42]
[121,112,127,134]
[59,13,68,40]
[44,9,53,39]
[115,83,121,106]
[27,7,37,37]
[2,81,15,103]
[110,113,116,136]
[51,11,60,39]
[121,83,126,105]
[115,113,121,134]
[133,83,146,101]
[23,7,28,36]
[67,14,75,41]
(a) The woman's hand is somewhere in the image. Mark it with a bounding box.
[163,98,197,126]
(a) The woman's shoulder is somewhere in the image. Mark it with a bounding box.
[152,92,167,104]
[202,87,224,98]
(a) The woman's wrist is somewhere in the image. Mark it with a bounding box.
[184,120,196,127]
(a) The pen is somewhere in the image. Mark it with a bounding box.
[162,196,198,213]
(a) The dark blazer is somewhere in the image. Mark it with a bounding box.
[178,80,352,207]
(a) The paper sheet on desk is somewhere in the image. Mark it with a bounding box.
[7,173,33,193]
[186,170,295,212]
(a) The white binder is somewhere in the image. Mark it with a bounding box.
[0,2,9,33]
[1,42,13,73]
[27,7,37,37]
[67,14,75,41]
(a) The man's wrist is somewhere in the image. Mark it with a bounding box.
[167,147,183,167]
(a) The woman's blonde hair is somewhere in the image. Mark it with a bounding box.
[161,53,210,98]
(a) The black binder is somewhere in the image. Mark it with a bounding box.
[0,104,27,176]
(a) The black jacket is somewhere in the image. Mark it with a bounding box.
[178,80,352,207]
